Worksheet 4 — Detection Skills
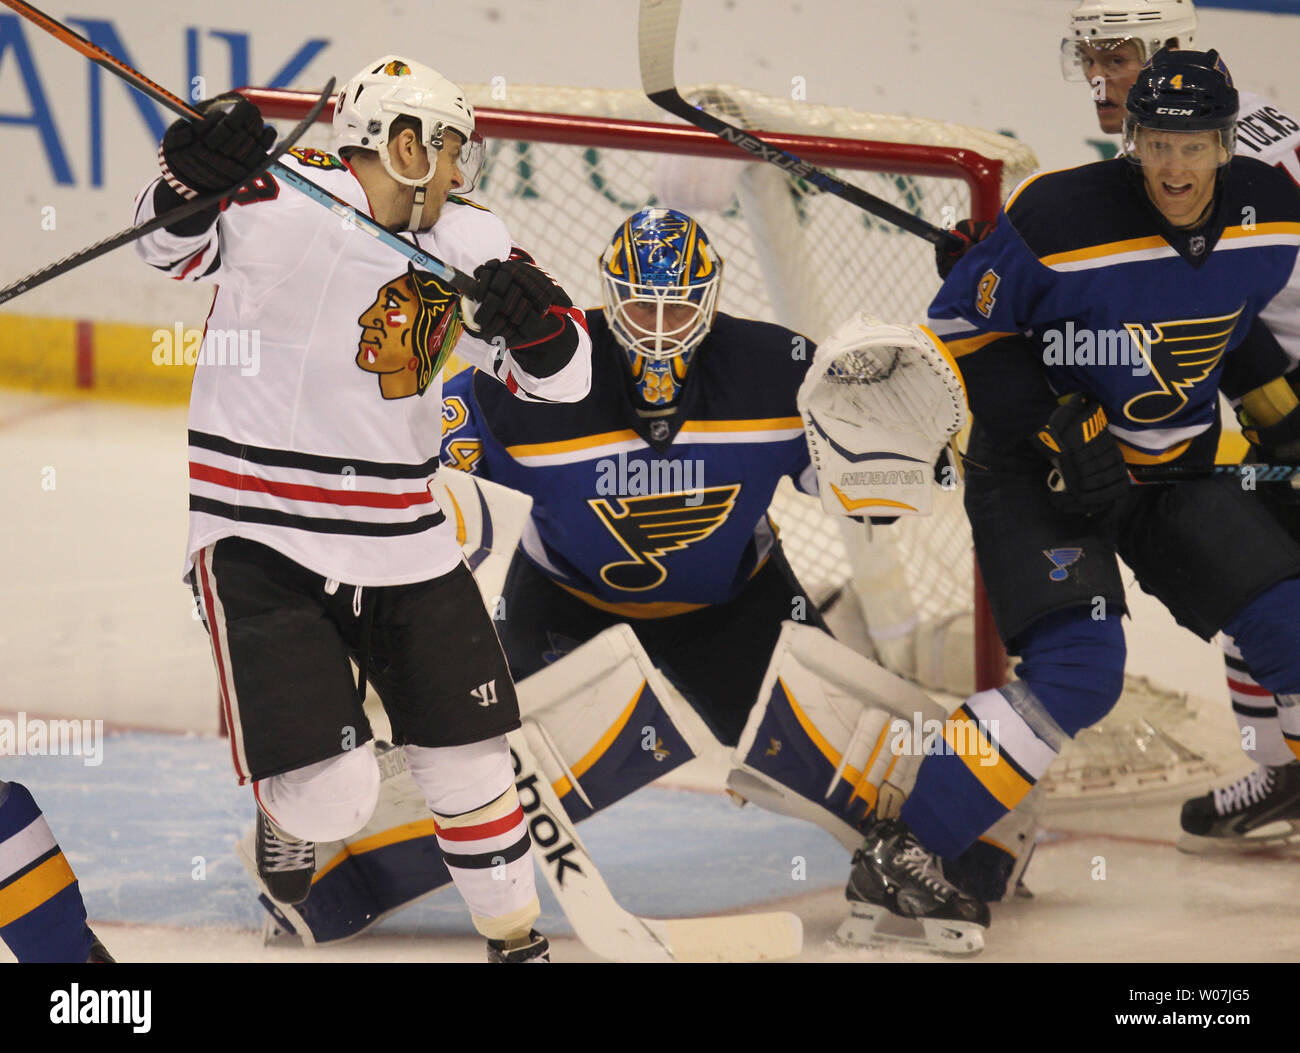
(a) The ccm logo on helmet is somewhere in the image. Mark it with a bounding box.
[1156,107,1195,115]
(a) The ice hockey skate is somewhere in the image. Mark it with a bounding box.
[1179,761,1300,853]
[254,811,316,905]
[486,929,551,963]
[838,817,990,955]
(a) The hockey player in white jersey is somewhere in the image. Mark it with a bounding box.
[134,55,592,963]
[1062,1,1300,851]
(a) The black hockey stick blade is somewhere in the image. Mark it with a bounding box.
[0,79,334,308]
[638,0,948,246]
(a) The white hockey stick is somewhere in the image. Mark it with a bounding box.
[508,727,802,963]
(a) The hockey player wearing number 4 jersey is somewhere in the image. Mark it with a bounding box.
[134,55,592,963]
[1060,0,1300,850]
[847,49,1300,950]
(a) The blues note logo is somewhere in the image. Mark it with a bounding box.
[589,485,741,591]
[1044,547,1083,582]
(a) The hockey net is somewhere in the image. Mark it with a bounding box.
[241,83,1245,799]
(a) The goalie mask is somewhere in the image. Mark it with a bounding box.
[600,208,723,407]
[333,55,486,227]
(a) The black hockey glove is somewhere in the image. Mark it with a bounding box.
[1241,403,1300,463]
[159,95,276,200]
[469,258,572,347]
[1029,395,1131,516]
[1241,399,1300,505]
[153,96,275,237]
[935,219,994,280]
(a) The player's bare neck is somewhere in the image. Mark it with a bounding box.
[349,153,421,230]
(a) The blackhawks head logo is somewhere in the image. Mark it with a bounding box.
[356,264,463,399]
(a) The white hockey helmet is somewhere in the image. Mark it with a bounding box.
[1061,0,1198,81]
[333,55,484,192]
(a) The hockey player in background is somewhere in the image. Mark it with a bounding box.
[0,781,113,963]
[133,55,593,963]
[851,50,1300,950]
[1061,0,1300,850]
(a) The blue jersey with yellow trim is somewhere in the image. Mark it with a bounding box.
[441,309,816,615]
[928,157,1300,462]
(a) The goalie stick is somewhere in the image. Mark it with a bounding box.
[508,727,803,963]
[638,0,949,247]
[0,82,333,307]
[0,0,480,297]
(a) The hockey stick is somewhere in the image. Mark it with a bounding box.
[0,83,333,307]
[1129,463,1300,484]
[508,727,803,963]
[638,0,948,247]
[0,0,480,297]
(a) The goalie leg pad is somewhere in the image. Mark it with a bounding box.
[240,744,453,946]
[517,623,705,821]
[728,622,949,851]
[242,627,704,944]
[254,748,381,843]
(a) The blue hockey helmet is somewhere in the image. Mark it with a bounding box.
[1123,48,1238,161]
[599,208,723,407]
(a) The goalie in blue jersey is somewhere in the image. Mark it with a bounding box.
[444,208,829,747]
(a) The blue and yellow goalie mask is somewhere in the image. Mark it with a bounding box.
[600,208,723,407]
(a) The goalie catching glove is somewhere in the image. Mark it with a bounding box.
[797,314,967,518]
[463,254,580,377]
[1030,394,1131,516]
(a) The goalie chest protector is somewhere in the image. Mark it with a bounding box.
[441,309,816,613]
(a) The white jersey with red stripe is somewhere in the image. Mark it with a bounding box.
[134,149,591,586]
[1235,90,1300,370]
